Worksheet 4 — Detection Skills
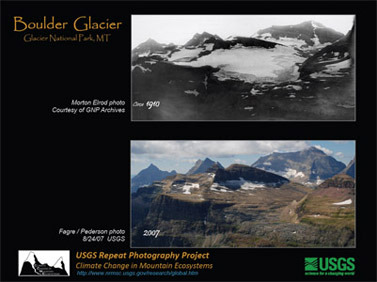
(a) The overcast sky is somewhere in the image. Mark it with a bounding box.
[131,141,355,175]
[132,15,355,48]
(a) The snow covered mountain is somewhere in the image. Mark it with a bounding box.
[251,146,346,185]
[299,23,355,79]
[254,21,344,49]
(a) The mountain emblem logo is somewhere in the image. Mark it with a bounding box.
[305,257,318,271]
[18,250,70,276]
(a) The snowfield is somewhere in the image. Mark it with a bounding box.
[174,45,305,83]
[181,183,200,194]
[283,169,305,178]
[204,43,214,51]
[184,89,200,96]
[324,59,352,72]
[168,48,205,62]
[310,59,352,78]
[333,199,352,205]
[171,182,200,195]
[262,36,308,48]
[210,183,234,193]
[132,65,152,73]
[212,177,279,191]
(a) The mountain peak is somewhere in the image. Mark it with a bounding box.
[187,158,223,175]
[255,21,343,47]
[148,163,158,169]
[139,38,162,47]
[184,32,220,47]
[131,164,177,193]
[306,146,326,154]
[310,21,325,28]
[133,38,165,54]
[298,20,325,29]
[194,31,213,38]
[252,147,346,184]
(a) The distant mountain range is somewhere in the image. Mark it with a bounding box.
[132,148,352,191]
[131,164,176,193]
[252,146,346,185]
[254,21,344,48]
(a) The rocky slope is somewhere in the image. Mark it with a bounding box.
[340,157,355,178]
[255,21,344,48]
[283,174,356,247]
[252,146,346,185]
[213,164,288,188]
[132,162,355,247]
[187,158,224,175]
[318,173,355,189]
[299,23,354,77]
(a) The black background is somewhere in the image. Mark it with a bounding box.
[1,1,376,281]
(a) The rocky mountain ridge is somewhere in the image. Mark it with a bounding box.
[131,157,355,247]
[252,146,346,185]
[187,158,224,175]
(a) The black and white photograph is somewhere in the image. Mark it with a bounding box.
[131,15,355,121]
[131,141,356,248]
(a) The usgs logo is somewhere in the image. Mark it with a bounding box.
[305,257,355,272]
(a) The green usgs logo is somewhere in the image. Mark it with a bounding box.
[305,257,355,272]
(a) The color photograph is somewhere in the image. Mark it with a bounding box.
[131,141,356,247]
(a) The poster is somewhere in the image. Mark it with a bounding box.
[1,1,376,281]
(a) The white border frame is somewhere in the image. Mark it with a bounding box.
[18,250,70,277]
[129,140,356,249]
[130,14,356,122]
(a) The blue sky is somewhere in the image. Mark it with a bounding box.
[131,141,355,175]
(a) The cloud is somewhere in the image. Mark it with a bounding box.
[131,156,148,163]
[314,145,333,155]
[182,158,199,163]
[233,158,247,164]
[335,152,344,158]
[330,141,351,144]
[131,141,310,159]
